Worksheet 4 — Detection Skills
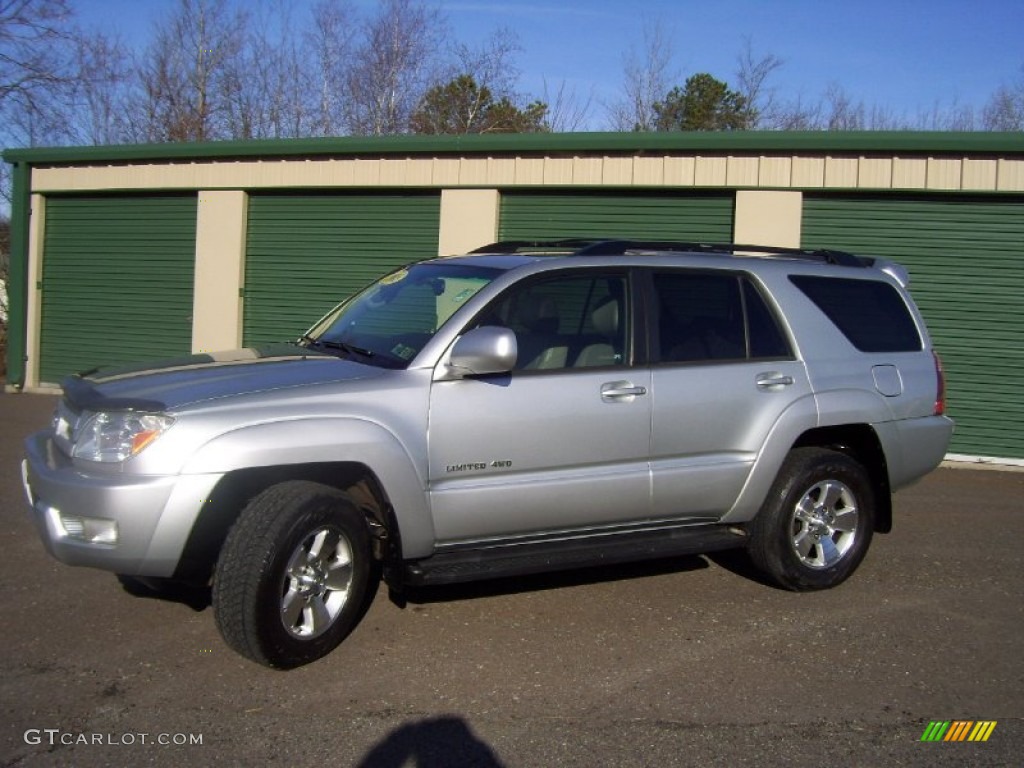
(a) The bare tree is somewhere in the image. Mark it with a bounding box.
[221,0,314,139]
[0,0,73,106]
[0,0,76,146]
[774,99,821,130]
[130,0,248,142]
[448,28,521,100]
[607,15,676,131]
[69,29,132,144]
[541,78,592,132]
[982,67,1024,130]
[735,38,783,128]
[346,0,448,135]
[307,0,357,136]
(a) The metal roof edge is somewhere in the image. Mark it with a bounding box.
[3,131,1023,166]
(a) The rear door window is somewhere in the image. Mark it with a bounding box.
[653,271,791,363]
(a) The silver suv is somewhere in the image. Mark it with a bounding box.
[22,240,953,668]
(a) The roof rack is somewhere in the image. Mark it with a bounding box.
[470,238,605,254]
[469,239,866,268]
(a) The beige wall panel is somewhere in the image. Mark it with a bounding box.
[24,194,46,388]
[353,159,381,185]
[726,156,759,187]
[858,157,893,188]
[192,191,247,352]
[757,157,792,187]
[196,162,236,187]
[996,159,1024,191]
[734,190,802,248]
[380,158,410,185]
[602,157,633,185]
[892,157,927,189]
[543,158,574,184]
[266,162,294,187]
[632,157,664,186]
[486,157,517,185]
[571,157,603,185]
[926,158,962,190]
[514,157,545,184]
[28,150,1021,196]
[315,159,356,186]
[663,156,696,186]
[404,158,434,186]
[824,157,858,188]
[459,158,490,185]
[438,189,499,256]
[791,157,825,188]
[961,159,998,190]
[694,156,727,186]
[432,158,461,186]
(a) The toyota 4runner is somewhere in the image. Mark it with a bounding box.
[22,239,954,668]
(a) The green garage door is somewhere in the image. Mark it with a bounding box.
[802,195,1024,459]
[39,195,198,383]
[243,193,441,345]
[499,191,734,242]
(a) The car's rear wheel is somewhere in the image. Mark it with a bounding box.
[747,447,874,591]
[213,481,377,668]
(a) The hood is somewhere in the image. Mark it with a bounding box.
[62,344,383,412]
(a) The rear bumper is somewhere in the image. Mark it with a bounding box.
[22,430,221,577]
[885,415,955,490]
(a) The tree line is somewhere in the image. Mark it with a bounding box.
[1,0,569,147]
[2,0,1022,152]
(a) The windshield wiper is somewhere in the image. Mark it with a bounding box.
[298,335,375,358]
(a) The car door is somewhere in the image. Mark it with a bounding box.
[427,270,652,544]
[647,269,811,519]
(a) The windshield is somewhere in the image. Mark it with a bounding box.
[303,262,501,368]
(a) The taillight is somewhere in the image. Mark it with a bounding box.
[933,351,946,416]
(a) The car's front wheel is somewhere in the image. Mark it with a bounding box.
[747,447,875,591]
[213,481,377,668]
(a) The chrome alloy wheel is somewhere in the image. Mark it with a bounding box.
[280,526,354,639]
[789,480,859,569]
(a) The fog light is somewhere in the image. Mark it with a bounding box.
[59,514,118,545]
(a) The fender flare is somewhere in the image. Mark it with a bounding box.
[181,418,435,558]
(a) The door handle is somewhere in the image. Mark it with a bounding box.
[756,372,795,389]
[601,382,648,400]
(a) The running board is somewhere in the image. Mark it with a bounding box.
[403,524,747,586]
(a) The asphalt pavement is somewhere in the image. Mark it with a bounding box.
[0,390,1021,767]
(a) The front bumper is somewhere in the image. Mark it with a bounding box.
[22,430,222,578]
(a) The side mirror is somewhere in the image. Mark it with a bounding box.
[444,326,517,378]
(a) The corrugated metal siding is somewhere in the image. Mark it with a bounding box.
[39,195,197,383]
[802,195,1024,459]
[498,191,734,241]
[243,193,441,345]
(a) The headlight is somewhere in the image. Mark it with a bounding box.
[72,411,175,463]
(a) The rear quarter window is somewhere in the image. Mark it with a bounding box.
[789,275,922,353]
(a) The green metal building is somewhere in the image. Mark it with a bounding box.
[4,131,1023,460]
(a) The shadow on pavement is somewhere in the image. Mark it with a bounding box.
[356,716,504,768]
[116,574,212,611]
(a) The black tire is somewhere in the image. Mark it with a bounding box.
[747,448,875,591]
[212,480,378,669]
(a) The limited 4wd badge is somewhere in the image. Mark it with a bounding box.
[446,460,512,473]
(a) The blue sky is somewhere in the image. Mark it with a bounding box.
[76,0,1024,128]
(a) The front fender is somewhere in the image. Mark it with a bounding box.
[181,418,435,558]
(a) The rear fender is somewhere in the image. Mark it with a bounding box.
[720,394,819,524]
